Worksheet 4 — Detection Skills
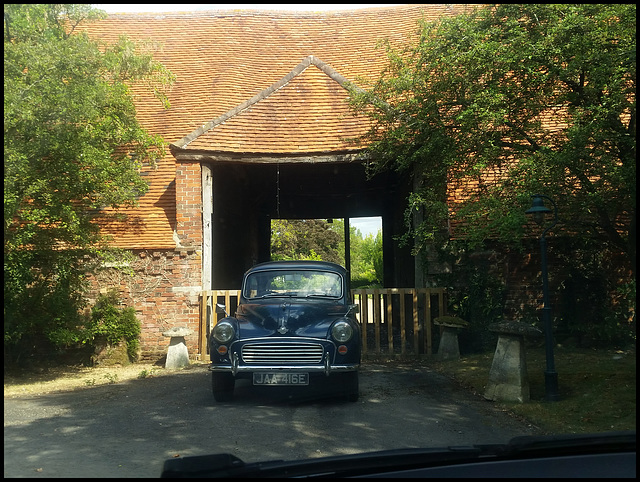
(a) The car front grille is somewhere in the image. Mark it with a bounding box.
[241,342,324,364]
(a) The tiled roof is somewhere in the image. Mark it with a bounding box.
[79,4,478,248]
[172,55,367,154]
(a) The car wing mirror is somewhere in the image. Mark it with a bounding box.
[347,304,360,315]
[215,303,228,316]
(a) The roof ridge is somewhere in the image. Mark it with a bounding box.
[106,5,419,18]
[171,55,361,150]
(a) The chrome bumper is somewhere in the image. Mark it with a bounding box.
[209,352,358,376]
[209,364,358,373]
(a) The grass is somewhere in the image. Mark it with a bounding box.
[433,344,636,434]
[3,362,164,397]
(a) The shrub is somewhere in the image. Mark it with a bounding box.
[87,290,141,361]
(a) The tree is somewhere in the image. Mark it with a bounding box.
[368,231,383,285]
[4,4,174,358]
[270,219,383,288]
[349,230,382,288]
[348,4,636,277]
[270,219,343,263]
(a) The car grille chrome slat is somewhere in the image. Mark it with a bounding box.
[242,342,324,364]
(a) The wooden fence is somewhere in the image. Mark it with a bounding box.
[199,288,446,360]
[352,288,446,356]
[199,290,241,359]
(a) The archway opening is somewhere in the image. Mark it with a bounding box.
[209,161,413,289]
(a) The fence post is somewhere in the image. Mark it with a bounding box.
[398,290,406,354]
[384,289,392,354]
[424,290,432,355]
[359,290,368,355]
[412,289,419,354]
[199,291,210,360]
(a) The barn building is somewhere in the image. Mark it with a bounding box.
[79,4,527,361]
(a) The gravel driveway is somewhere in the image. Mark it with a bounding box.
[4,361,539,477]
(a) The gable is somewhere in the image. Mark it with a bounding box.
[172,55,367,155]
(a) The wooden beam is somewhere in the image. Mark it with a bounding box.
[169,148,369,165]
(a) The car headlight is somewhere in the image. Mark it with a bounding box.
[332,320,353,343]
[212,321,235,343]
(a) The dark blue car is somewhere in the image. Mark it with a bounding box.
[209,260,361,402]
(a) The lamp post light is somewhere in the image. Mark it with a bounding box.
[526,194,560,402]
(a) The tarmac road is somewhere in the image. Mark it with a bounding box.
[4,362,539,477]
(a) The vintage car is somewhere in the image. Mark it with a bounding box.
[209,260,361,402]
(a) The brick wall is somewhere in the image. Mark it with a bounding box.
[89,248,203,361]
[175,161,203,248]
[88,160,205,361]
[430,241,558,324]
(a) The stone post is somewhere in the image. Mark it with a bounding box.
[434,316,468,361]
[162,327,194,369]
[484,321,542,403]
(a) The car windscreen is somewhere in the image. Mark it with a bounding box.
[243,269,343,300]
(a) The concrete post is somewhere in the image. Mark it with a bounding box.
[434,316,468,361]
[484,322,542,403]
[163,327,194,369]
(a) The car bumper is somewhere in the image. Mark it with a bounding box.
[210,352,359,376]
[209,337,360,376]
[210,364,359,373]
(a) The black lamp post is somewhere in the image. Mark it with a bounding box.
[526,194,560,402]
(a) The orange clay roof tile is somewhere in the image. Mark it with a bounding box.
[78,4,479,248]
[173,55,367,153]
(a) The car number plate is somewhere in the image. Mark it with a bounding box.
[253,372,309,386]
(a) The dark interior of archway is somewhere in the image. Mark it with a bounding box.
[210,161,415,288]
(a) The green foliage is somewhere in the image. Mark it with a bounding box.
[350,230,383,288]
[4,4,174,360]
[555,240,636,348]
[270,219,383,288]
[370,233,383,285]
[88,290,141,361]
[137,367,159,379]
[348,4,636,272]
[435,242,506,353]
[4,247,91,352]
[271,219,343,263]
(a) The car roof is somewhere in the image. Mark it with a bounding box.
[245,260,347,275]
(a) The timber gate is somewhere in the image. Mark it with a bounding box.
[199,288,447,360]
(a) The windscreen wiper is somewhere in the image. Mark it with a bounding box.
[250,293,284,299]
[161,431,635,478]
[161,446,490,478]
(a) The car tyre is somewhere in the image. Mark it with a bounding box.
[212,372,235,402]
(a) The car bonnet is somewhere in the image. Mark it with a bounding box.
[235,300,349,338]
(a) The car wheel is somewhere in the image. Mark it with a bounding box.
[212,372,235,402]
[342,371,359,402]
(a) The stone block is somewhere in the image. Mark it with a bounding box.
[163,327,194,369]
[484,333,530,403]
[164,336,190,369]
[434,316,467,361]
[437,327,461,361]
